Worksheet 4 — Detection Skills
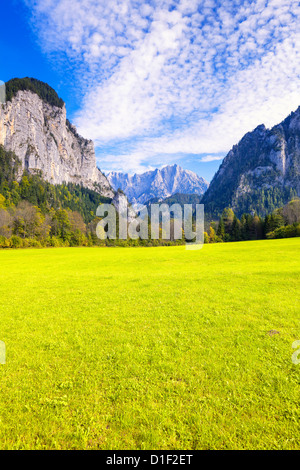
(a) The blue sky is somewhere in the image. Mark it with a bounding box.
[1,0,300,181]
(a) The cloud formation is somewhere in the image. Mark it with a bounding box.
[24,0,300,174]
[200,155,225,163]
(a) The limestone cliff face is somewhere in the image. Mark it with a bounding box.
[0,90,114,197]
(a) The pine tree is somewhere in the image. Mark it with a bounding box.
[217,217,225,239]
[230,215,241,241]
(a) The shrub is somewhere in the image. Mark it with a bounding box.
[10,235,23,248]
[49,236,61,247]
[0,236,11,248]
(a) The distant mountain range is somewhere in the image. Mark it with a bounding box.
[107,164,209,205]
[202,107,300,217]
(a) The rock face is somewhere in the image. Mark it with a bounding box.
[0,89,114,197]
[107,164,209,205]
[202,108,300,217]
[111,190,136,223]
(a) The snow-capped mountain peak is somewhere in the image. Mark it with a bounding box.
[107,164,209,204]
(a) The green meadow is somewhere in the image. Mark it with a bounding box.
[0,239,300,450]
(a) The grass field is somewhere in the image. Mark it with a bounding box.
[0,239,300,449]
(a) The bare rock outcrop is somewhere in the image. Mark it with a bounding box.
[0,89,114,197]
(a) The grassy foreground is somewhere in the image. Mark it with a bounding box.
[0,239,300,450]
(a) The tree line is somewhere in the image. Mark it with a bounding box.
[205,199,300,243]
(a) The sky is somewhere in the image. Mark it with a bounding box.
[1,0,300,181]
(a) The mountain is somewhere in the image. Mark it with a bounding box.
[0,78,114,197]
[202,108,300,217]
[107,164,209,205]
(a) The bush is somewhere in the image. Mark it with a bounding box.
[69,231,89,247]
[267,223,300,239]
[10,235,23,248]
[49,236,62,247]
[0,235,11,248]
[28,238,42,248]
[266,231,275,239]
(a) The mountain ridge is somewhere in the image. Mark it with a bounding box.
[107,164,209,205]
[202,107,300,217]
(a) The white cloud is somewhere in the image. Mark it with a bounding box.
[200,155,224,162]
[24,0,300,172]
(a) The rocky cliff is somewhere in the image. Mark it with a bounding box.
[0,80,114,197]
[202,107,300,217]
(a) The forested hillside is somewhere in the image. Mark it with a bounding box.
[0,145,112,248]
